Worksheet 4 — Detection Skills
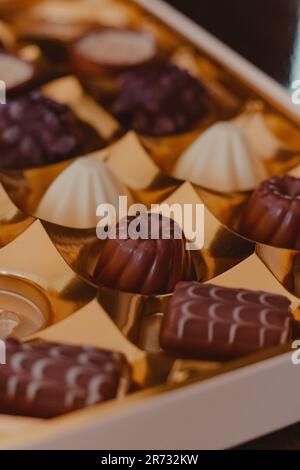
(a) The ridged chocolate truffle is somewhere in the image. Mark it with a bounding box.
[239,175,300,249]
[0,91,99,169]
[111,63,208,136]
[160,282,292,360]
[0,338,130,418]
[94,213,194,295]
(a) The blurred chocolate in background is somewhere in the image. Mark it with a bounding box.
[167,0,300,89]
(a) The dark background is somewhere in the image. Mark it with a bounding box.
[167,0,300,88]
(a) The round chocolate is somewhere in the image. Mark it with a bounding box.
[111,63,208,136]
[93,213,194,295]
[71,29,157,76]
[0,52,34,96]
[239,175,300,249]
[0,91,95,169]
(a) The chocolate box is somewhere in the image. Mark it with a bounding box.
[0,0,300,449]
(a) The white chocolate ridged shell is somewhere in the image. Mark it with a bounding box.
[235,112,281,160]
[172,121,269,192]
[36,156,133,228]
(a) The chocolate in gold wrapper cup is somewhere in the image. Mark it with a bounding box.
[193,180,300,298]
[0,220,96,339]
[37,183,252,351]
[0,76,120,201]
[168,253,300,385]
[0,77,121,236]
[150,101,300,180]
[138,45,250,168]
[0,132,178,226]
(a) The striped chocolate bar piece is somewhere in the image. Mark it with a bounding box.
[0,339,131,418]
[160,282,292,360]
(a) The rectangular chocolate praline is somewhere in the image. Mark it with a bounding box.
[160,282,292,360]
[0,339,131,419]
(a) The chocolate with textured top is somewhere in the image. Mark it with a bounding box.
[160,282,292,360]
[0,91,101,169]
[239,175,300,249]
[111,63,208,136]
[93,213,194,295]
[0,338,130,418]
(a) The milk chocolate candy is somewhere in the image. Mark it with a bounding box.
[94,213,194,295]
[0,338,130,418]
[0,91,101,169]
[239,175,300,249]
[111,63,208,136]
[160,282,292,360]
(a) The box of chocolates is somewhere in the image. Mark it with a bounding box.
[0,0,300,450]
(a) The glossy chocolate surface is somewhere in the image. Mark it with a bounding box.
[239,175,300,249]
[160,282,292,360]
[94,213,194,295]
[111,63,208,136]
[0,338,130,418]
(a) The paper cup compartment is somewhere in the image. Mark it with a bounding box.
[0,132,178,229]
[38,182,254,292]
[193,178,300,297]
[0,220,96,337]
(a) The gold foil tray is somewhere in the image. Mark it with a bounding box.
[1,0,300,449]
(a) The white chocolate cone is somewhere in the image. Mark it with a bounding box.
[172,121,268,193]
[235,112,281,160]
[36,156,133,228]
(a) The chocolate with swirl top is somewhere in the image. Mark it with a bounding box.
[93,213,194,295]
[239,175,300,249]
[0,339,131,418]
[160,282,292,360]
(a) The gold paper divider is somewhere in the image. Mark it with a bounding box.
[191,176,300,299]
[38,181,253,353]
[0,181,34,248]
[149,100,300,179]
[0,131,179,225]
[0,220,96,336]
[31,298,175,389]
[42,75,120,141]
[96,182,254,352]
